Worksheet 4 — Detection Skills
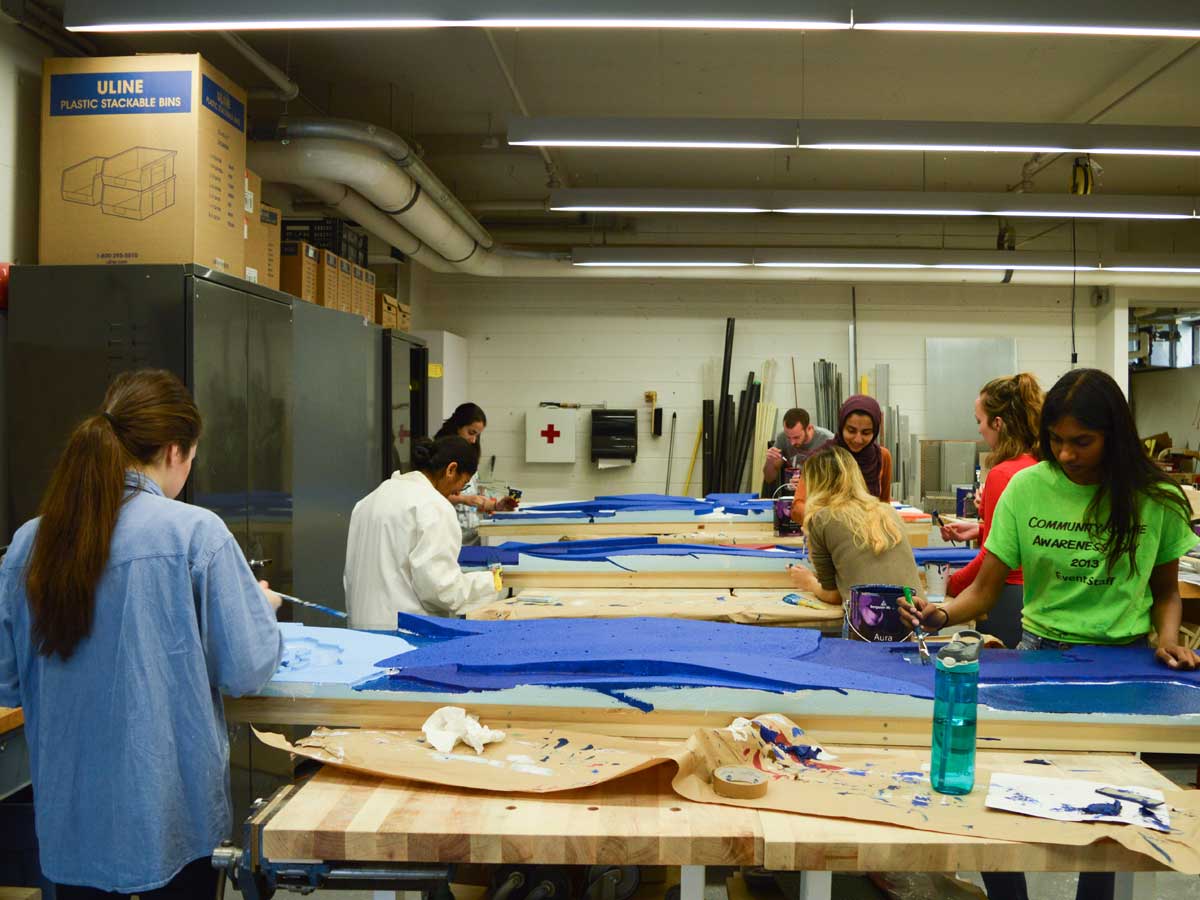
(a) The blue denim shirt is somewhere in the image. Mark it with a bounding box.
[0,474,283,892]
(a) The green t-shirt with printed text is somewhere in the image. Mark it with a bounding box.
[985,462,1198,644]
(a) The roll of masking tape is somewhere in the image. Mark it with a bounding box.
[712,765,769,799]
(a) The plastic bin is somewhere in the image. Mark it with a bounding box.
[61,156,105,205]
[102,147,177,191]
[101,177,177,221]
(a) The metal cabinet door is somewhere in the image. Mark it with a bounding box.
[292,302,381,623]
[188,277,250,552]
[246,294,294,598]
[6,265,187,535]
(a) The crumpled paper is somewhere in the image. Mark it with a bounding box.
[421,706,506,754]
[726,713,837,762]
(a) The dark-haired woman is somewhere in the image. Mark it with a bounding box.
[904,369,1198,900]
[0,370,282,899]
[435,403,518,545]
[344,435,500,628]
[791,395,891,524]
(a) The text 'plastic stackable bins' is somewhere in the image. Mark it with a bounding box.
[60,146,178,220]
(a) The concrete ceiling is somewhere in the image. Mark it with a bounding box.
[90,26,1200,251]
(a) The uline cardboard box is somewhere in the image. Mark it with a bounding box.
[40,54,246,272]
[245,203,281,290]
[396,300,412,333]
[351,264,367,318]
[363,268,377,315]
[316,249,339,309]
[280,240,319,302]
[374,291,399,329]
[337,257,353,313]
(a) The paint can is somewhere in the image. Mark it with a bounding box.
[924,562,952,598]
[844,583,915,643]
[773,482,803,536]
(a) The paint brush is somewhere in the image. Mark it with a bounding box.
[277,592,349,620]
[903,587,931,665]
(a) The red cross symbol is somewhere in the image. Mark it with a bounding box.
[395,425,411,444]
[540,424,562,444]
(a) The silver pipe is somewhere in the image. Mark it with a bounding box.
[218,32,300,102]
[279,118,495,250]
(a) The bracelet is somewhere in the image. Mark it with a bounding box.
[936,606,951,629]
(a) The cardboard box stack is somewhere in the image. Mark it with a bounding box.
[40,54,246,272]
[315,249,339,309]
[351,264,367,318]
[374,291,411,331]
[243,170,280,289]
[337,257,353,313]
[396,300,411,332]
[280,240,319,302]
[362,267,377,318]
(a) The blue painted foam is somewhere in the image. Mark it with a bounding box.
[460,539,976,568]
[488,492,772,521]
[361,614,1200,716]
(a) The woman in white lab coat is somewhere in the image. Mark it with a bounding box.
[344,435,501,628]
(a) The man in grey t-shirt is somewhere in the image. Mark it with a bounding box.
[761,407,834,496]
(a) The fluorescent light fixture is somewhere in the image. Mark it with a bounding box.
[550,188,1199,220]
[795,120,1200,156]
[511,118,795,150]
[64,0,1200,34]
[513,117,1200,158]
[572,247,754,267]
[851,0,1200,38]
[1104,253,1200,274]
[753,249,1099,271]
[63,0,851,31]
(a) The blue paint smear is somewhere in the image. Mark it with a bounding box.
[554,738,569,749]
[1141,832,1173,862]
[846,770,868,776]
[756,723,824,763]
[895,771,925,783]
[1024,759,1052,765]
[1058,801,1122,817]
[912,795,930,807]
[582,744,594,751]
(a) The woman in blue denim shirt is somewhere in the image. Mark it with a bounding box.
[0,370,283,900]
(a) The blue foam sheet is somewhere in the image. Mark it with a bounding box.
[460,540,977,568]
[366,614,1200,716]
[489,492,772,521]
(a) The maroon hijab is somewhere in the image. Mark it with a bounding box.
[828,394,884,498]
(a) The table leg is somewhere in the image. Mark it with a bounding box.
[1113,872,1155,900]
[680,866,705,900]
[797,872,832,900]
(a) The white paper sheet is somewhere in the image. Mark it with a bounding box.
[986,772,1170,832]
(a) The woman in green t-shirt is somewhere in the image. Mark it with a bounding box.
[905,368,1198,671]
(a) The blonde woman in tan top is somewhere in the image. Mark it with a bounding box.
[787,446,922,606]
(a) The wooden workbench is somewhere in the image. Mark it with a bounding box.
[468,588,843,629]
[256,747,1170,899]
[482,522,930,548]
[0,708,22,736]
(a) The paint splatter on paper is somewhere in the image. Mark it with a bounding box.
[986,773,1170,832]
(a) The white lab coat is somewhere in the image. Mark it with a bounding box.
[344,470,498,629]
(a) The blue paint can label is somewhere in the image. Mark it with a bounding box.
[846,583,914,643]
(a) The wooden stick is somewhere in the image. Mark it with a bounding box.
[683,419,704,496]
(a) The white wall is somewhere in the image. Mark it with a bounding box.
[412,269,1096,503]
[1132,368,1200,451]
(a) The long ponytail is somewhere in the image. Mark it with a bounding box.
[979,372,1043,467]
[26,370,201,660]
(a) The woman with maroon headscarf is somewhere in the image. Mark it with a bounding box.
[791,395,891,523]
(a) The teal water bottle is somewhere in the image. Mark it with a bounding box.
[931,630,983,795]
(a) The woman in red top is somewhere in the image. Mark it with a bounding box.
[941,373,1042,648]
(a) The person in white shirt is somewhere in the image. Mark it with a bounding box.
[344,435,500,629]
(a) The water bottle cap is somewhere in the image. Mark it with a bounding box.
[936,629,983,668]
